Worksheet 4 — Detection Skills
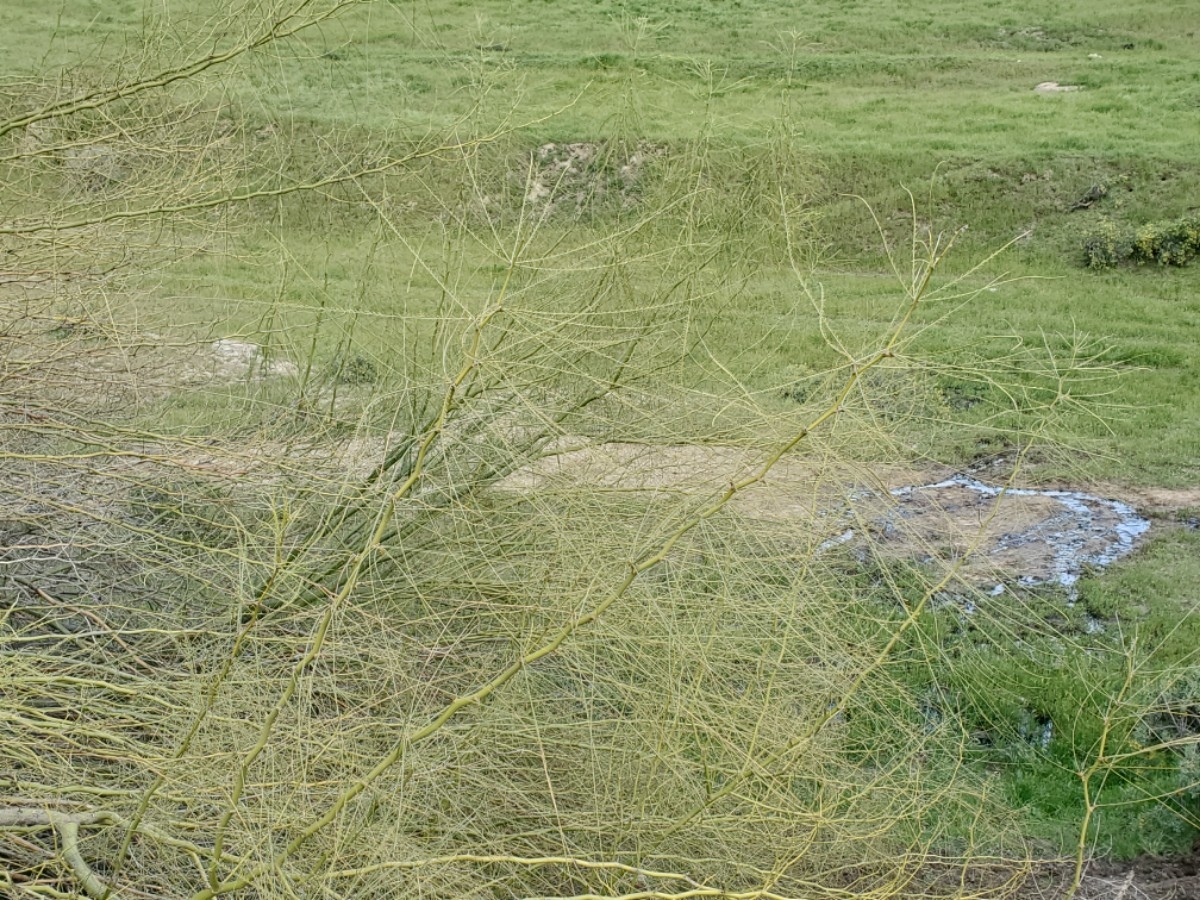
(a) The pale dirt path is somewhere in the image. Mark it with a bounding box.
[153,435,1188,593]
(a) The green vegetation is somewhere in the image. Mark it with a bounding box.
[1,1,1198,898]
[905,527,1200,859]
[1084,213,1200,268]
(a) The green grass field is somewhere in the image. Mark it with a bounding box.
[6,0,1196,482]
[2,1,1199,896]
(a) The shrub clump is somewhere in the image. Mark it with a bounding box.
[1083,214,1200,269]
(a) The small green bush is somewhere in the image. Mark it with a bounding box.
[1083,213,1200,268]
[1134,214,1200,266]
[1081,218,1131,269]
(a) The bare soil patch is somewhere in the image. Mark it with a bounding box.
[1082,846,1200,900]
[504,441,1158,592]
[523,141,664,214]
[186,338,298,383]
[159,435,1175,594]
[1090,484,1200,514]
[1035,82,1083,94]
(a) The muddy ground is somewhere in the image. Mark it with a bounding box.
[1080,846,1200,900]
[503,440,1166,594]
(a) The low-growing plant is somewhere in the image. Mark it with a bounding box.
[1133,214,1200,266]
[1083,213,1200,268]
[1081,218,1132,269]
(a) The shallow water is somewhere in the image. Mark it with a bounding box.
[893,475,1150,595]
[828,475,1153,598]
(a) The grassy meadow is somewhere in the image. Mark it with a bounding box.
[1,1,1199,896]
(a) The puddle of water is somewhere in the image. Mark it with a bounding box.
[839,475,1151,600]
[818,529,856,552]
[1017,712,1056,750]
